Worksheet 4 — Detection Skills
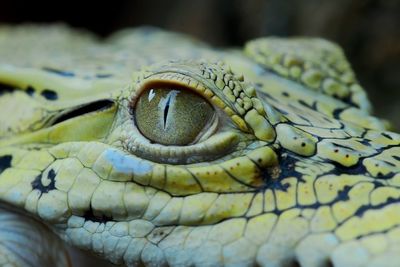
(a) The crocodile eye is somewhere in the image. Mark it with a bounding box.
[134,88,215,145]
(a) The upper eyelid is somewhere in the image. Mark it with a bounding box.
[130,72,250,133]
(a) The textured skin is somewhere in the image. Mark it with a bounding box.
[0,25,399,267]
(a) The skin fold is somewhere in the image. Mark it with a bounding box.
[0,25,399,267]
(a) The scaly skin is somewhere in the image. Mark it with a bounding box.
[0,25,399,267]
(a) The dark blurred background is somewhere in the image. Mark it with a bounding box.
[1,0,399,129]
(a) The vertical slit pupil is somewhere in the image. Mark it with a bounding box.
[163,94,172,129]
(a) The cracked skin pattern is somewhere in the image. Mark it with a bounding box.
[0,25,399,267]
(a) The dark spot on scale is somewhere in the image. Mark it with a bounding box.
[383,160,396,167]
[345,154,349,158]
[31,169,56,196]
[42,67,75,77]
[95,74,113,78]
[334,149,339,153]
[298,100,314,109]
[359,139,370,146]
[41,89,58,101]
[282,92,290,97]
[26,86,35,96]
[257,158,262,163]
[301,142,306,147]
[381,133,393,140]
[0,155,12,175]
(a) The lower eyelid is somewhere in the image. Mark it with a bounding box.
[124,131,240,165]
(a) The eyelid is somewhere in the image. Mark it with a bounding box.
[123,130,240,164]
[130,72,250,133]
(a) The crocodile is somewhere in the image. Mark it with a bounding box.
[0,25,399,267]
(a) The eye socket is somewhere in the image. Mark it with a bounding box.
[134,87,215,145]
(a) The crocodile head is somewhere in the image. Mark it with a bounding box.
[0,25,399,267]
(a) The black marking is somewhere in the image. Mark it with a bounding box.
[0,83,37,97]
[260,152,304,192]
[325,160,368,176]
[332,107,346,119]
[51,100,114,125]
[359,139,370,146]
[95,74,113,78]
[331,142,355,151]
[277,154,305,183]
[340,94,359,108]
[26,86,35,96]
[335,186,351,202]
[376,172,396,179]
[83,207,113,223]
[0,83,15,95]
[41,89,58,100]
[311,101,318,110]
[298,115,311,123]
[383,160,396,167]
[42,67,75,77]
[0,155,12,175]
[354,197,400,218]
[264,179,291,192]
[360,129,368,139]
[274,107,289,115]
[31,169,56,196]
[282,92,290,97]
[381,132,394,140]
[298,100,315,110]
[393,155,400,161]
